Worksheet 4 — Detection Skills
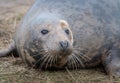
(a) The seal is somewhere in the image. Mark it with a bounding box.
[1,0,120,77]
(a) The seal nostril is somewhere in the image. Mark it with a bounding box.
[59,41,69,51]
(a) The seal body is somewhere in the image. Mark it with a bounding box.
[1,0,120,77]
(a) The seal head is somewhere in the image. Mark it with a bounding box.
[27,15,73,69]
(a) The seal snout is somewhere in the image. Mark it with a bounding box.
[59,40,69,51]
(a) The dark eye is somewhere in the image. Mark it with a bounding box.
[65,29,69,35]
[41,29,49,35]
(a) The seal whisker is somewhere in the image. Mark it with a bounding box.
[72,54,79,70]
[50,56,53,68]
[33,52,48,67]
[72,51,85,67]
[73,50,87,61]
[54,54,58,64]
[33,52,48,68]
[70,55,75,70]
[67,56,72,69]
[73,49,89,60]
[79,54,88,61]
[40,55,49,68]
[45,55,52,69]
[73,54,85,68]
[78,50,91,61]
[39,52,49,60]
[71,55,77,70]
[72,53,85,68]
[82,54,91,61]
[40,54,50,69]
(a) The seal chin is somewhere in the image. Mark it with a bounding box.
[38,48,73,69]
[50,48,73,68]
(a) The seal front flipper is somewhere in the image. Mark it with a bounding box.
[102,46,120,77]
[0,41,18,57]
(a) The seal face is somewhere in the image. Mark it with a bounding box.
[31,19,73,68]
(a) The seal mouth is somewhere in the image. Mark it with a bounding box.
[33,48,73,69]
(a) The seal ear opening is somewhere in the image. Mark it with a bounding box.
[60,20,69,28]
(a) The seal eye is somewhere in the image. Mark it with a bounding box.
[41,29,49,35]
[65,29,69,35]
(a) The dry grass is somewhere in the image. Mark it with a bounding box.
[0,57,120,83]
[0,0,120,83]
